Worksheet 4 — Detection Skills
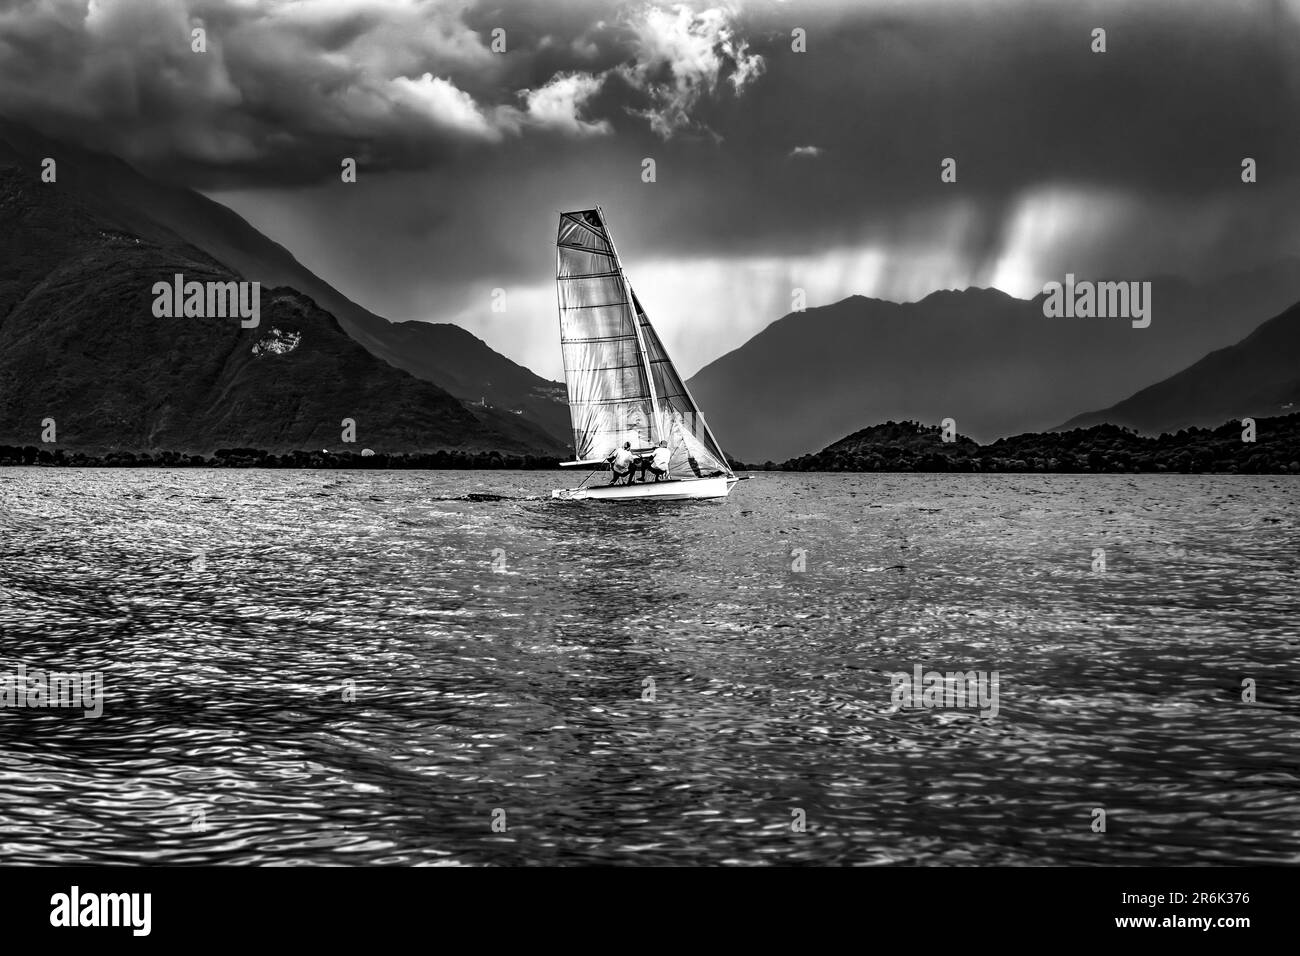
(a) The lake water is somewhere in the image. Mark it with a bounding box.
[0,469,1297,865]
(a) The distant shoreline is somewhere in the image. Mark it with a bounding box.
[4,464,1298,476]
[733,413,1300,475]
[3,464,1297,475]
[4,413,1299,474]
[0,449,561,470]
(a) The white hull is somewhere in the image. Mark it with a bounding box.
[552,475,736,501]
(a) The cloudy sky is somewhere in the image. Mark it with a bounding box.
[2,0,1298,379]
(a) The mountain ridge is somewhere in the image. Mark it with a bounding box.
[0,117,572,448]
[687,268,1300,462]
[1056,301,1300,433]
[0,155,564,456]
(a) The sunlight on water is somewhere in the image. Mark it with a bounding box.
[0,469,1297,864]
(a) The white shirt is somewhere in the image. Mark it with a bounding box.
[651,446,671,470]
[612,448,634,469]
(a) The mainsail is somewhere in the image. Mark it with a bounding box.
[555,207,732,478]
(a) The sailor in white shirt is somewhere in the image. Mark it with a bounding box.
[642,439,672,482]
[608,442,636,485]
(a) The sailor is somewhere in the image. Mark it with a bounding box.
[608,442,635,485]
[641,439,672,482]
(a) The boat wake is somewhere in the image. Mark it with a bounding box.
[420,492,549,502]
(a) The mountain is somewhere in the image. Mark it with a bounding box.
[1056,301,1300,433]
[0,119,571,447]
[359,318,569,442]
[0,157,563,456]
[687,270,1300,463]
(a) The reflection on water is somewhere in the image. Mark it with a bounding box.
[0,469,1297,865]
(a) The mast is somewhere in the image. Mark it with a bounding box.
[596,204,659,445]
[552,219,573,458]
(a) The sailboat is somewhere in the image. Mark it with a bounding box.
[551,206,739,501]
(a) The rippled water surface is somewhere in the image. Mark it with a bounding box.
[0,469,1297,865]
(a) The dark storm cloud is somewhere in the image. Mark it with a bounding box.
[2,0,1298,377]
[0,0,767,181]
[636,0,1300,257]
[4,1,1295,214]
